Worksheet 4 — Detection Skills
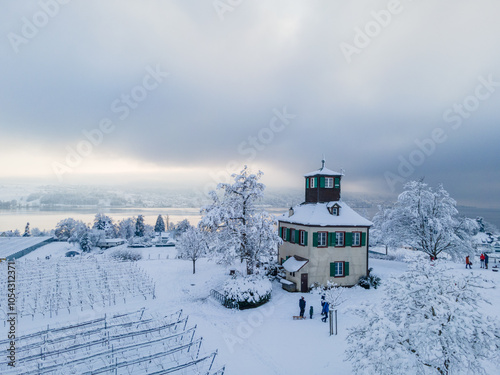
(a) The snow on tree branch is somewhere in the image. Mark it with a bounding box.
[346,262,500,375]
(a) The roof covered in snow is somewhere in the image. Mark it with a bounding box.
[278,201,373,227]
[304,166,343,177]
[282,256,309,272]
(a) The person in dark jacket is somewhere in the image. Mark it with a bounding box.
[321,302,329,322]
[485,253,489,269]
[309,305,314,319]
[299,297,306,318]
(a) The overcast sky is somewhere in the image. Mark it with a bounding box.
[1,0,499,208]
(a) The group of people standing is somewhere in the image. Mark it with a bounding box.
[298,295,330,323]
[466,253,489,269]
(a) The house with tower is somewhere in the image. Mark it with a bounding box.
[277,161,372,291]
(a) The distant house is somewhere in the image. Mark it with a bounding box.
[97,238,126,249]
[155,232,175,247]
[277,161,372,292]
[493,242,500,253]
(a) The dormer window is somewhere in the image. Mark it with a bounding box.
[328,203,340,216]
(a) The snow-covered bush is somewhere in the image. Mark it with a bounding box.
[222,275,272,310]
[111,248,142,261]
[357,268,381,289]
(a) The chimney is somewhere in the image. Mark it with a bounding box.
[289,207,294,217]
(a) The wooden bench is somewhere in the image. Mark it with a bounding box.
[293,316,307,320]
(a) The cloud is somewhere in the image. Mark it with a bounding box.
[0,0,499,207]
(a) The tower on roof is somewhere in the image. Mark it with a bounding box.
[303,161,343,203]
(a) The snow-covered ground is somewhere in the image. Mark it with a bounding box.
[1,244,499,374]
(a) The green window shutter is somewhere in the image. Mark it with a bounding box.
[334,177,340,188]
[306,178,310,188]
[361,232,366,246]
[330,263,335,277]
[313,232,318,247]
[295,230,300,243]
[328,232,335,246]
[314,177,318,187]
[286,228,291,242]
[320,177,325,188]
[345,232,352,247]
[345,262,349,276]
[304,231,308,246]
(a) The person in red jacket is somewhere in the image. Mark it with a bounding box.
[480,253,485,268]
[466,255,472,269]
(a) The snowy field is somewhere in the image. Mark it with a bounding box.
[1,244,499,374]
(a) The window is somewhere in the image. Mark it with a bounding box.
[325,177,334,188]
[352,232,361,247]
[290,229,296,243]
[309,177,316,188]
[334,262,343,276]
[281,227,287,240]
[335,232,344,247]
[299,230,305,246]
[318,232,327,247]
[332,207,338,216]
[330,261,349,277]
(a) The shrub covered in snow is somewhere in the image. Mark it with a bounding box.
[222,275,272,309]
[111,248,142,261]
[357,268,381,289]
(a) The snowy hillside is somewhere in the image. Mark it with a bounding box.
[1,244,499,374]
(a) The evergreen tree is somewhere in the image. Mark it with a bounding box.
[79,232,92,252]
[135,215,145,237]
[92,213,117,238]
[23,222,31,237]
[154,215,165,234]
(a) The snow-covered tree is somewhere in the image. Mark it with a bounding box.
[68,221,89,247]
[199,166,282,275]
[154,214,165,234]
[346,262,500,375]
[310,280,346,310]
[79,232,92,252]
[23,222,31,237]
[371,204,398,253]
[176,226,207,274]
[135,215,145,237]
[92,213,117,238]
[117,218,136,239]
[174,219,190,238]
[384,181,478,260]
[55,218,86,241]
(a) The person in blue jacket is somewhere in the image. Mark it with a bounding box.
[321,302,329,322]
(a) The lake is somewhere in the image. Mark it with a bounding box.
[0,207,289,232]
[1,206,499,233]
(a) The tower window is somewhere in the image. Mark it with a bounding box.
[325,177,334,188]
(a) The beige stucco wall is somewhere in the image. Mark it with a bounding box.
[278,224,369,288]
